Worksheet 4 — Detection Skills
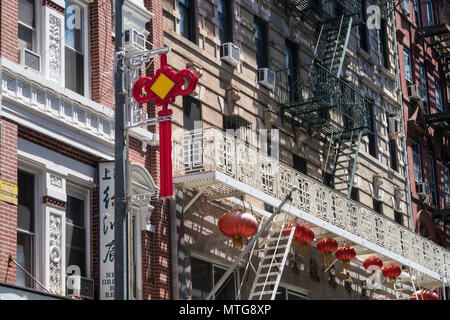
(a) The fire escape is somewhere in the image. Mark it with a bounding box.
[420,22,450,226]
[277,0,371,198]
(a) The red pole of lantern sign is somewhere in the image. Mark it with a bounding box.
[132,54,199,198]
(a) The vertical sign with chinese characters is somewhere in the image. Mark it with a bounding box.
[99,162,115,299]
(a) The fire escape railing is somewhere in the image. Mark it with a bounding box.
[173,127,450,285]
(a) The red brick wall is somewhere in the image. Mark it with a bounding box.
[0,120,18,284]
[0,0,18,63]
[90,0,115,109]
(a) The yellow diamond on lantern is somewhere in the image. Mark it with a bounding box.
[150,73,175,99]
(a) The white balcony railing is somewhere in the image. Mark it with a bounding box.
[173,127,449,285]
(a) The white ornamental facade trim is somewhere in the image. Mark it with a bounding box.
[49,213,62,294]
[48,14,62,83]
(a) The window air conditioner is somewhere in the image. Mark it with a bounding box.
[258,68,275,90]
[220,43,241,66]
[407,84,424,102]
[416,182,430,200]
[388,117,404,139]
[124,28,146,53]
[19,48,41,72]
[66,275,94,300]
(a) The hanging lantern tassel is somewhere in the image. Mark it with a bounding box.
[324,252,333,264]
[335,246,356,270]
[158,107,174,198]
[299,241,309,252]
[316,238,338,265]
[232,235,243,250]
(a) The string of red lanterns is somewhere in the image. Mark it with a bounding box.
[282,223,315,251]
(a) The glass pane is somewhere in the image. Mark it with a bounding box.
[18,171,34,232]
[218,0,231,43]
[17,232,33,288]
[66,223,86,250]
[18,0,35,28]
[213,266,236,300]
[66,245,86,277]
[65,1,83,52]
[191,257,212,300]
[18,25,33,50]
[287,291,307,300]
[66,195,85,226]
[179,5,190,39]
[65,47,84,95]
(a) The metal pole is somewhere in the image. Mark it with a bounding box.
[114,0,127,300]
[205,186,298,300]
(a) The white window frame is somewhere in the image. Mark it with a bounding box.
[65,181,91,279]
[189,252,240,300]
[128,207,143,300]
[18,0,41,54]
[426,0,434,26]
[17,159,45,290]
[404,0,410,13]
[64,0,90,99]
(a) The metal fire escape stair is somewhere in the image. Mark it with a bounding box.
[248,217,298,300]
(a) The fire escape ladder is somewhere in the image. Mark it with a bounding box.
[322,15,353,78]
[248,216,298,300]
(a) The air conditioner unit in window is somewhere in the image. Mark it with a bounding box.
[220,43,240,66]
[66,275,94,300]
[19,48,41,72]
[258,68,275,90]
[124,28,146,53]
[407,84,424,102]
[388,117,404,139]
[416,182,430,200]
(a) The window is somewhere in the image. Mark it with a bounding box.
[394,211,403,225]
[17,170,35,288]
[65,1,85,95]
[275,286,307,300]
[414,0,421,27]
[254,16,268,70]
[179,0,195,42]
[435,77,442,111]
[65,193,87,277]
[218,0,232,44]
[359,0,370,52]
[285,40,299,103]
[426,0,434,26]
[379,18,390,69]
[411,141,422,183]
[444,166,450,207]
[403,48,412,84]
[428,155,438,208]
[368,104,377,158]
[350,188,359,202]
[191,256,238,300]
[389,139,399,172]
[293,154,307,174]
[183,96,202,131]
[373,199,383,214]
[18,0,36,52]
[419,64,429,113]
[403,0,410,13]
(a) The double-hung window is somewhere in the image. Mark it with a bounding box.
[218,0,232,44]
[403,0,410,13]
[426,0,434,26]
[179,0,195,42]
[435,77,442,111]
[285,40,299,103]
[65,1,86,96]
[191,256,238,300]
[65,189,88,278]
[444,166,450,208]
[18,0,36,52]
[419,64,429,113]
[428,155,438,208]
[254,16,268,70]
[403,48,412,85]
[412,141,423,183]
[414,0,421,27]
[17,170,36,288]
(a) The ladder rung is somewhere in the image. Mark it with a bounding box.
[261,245,288,251]
[267,236,290,242]
[252,281,277,287]
[257,272,279,278]
[261,253,286,259]
[249,291,274,297]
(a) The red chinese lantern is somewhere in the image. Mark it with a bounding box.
[218,211,258,249]
[410,289,439,300]
[335,246,356,269]
[316,237,338,263]
[382,264,401,283]
[363,256,383,273]
[282,223,314,250]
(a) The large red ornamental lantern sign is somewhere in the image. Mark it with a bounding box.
[132,54,199,198]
